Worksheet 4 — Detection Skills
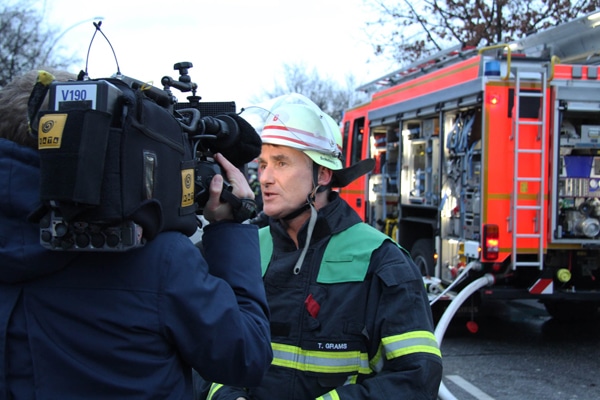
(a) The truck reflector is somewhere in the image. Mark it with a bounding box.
[529,278,554,295]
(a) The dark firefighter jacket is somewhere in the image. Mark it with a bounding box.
[209,192,442,400]
[0,138,272,399]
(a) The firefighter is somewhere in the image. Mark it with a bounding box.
[208,94,442,399]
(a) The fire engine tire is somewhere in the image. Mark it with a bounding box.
[543,301,600,322]
[410,238,435,277]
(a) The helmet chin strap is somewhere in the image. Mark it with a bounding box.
[281,163,322,221]
[282,203,310,221]
[277,163,322,275]
[292,185,320,275]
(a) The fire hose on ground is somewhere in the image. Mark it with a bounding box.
[429,262,495,400]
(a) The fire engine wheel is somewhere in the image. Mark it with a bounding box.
[410,239,435,277]
[543,301,600,322]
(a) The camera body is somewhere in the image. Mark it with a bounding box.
[34,63,252,252]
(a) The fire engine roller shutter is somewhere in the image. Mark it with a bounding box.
[555,85,600,103]
[369,79,483,128]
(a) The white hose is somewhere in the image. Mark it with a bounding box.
[438,381,459,400]
[429,261,479,306]
[435,273,495,400]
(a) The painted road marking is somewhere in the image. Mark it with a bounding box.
[446,375,495,400]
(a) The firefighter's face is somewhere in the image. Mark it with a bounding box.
[257,144,314,219]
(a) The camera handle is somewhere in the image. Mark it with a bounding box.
[161,62,198,101]
[220,188,257,223]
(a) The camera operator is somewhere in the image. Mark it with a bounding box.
[0,69,272,399]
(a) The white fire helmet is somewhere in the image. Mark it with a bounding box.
[242,93,342,168]
[241,93,374,188]
[263,105,343,170]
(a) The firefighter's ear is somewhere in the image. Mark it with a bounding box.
[318,166,333,186]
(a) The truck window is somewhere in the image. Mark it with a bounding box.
[351,118,364,166]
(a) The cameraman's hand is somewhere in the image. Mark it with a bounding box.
[203,153,254,223]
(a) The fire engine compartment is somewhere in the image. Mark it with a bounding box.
[553,107,600,242]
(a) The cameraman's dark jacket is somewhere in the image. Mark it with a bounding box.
[210,192,442,400]
[0,138,272,399]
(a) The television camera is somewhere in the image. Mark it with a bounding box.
[31,61,260,252]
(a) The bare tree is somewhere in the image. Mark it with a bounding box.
[367,0,600,64]
[252,62,368,123]
[0,1,79,88]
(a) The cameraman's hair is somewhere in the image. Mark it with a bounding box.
[0,68,76,149]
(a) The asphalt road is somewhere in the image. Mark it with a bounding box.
[438,299,600,400]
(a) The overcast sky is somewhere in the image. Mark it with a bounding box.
[34,0,395,108]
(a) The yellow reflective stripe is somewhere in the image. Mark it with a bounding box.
[382,331,442,359]
[370,343,384,373]
[271,342,372,374]
[206,383,222,400]
[316,389,341,400]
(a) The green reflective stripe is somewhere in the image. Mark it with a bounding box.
[316,390,341,400]
[272,342,372,374]
[206,383,223,400]
[258,227,272,276]
[317,223,388,283]
[382,331,442,359]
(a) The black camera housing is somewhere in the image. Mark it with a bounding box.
[33,63,253,252]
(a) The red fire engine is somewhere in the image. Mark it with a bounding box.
[340,12,600,320]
